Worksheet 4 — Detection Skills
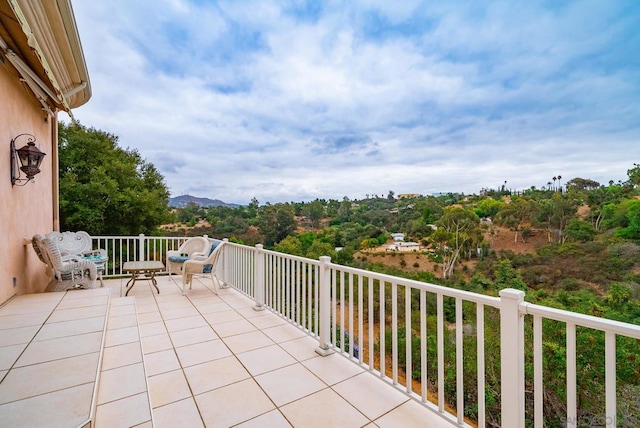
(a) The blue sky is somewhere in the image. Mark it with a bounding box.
[66,0,640,204]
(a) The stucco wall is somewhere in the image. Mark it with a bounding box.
[0,64,56,304]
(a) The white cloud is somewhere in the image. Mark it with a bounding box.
[66,0,640,204]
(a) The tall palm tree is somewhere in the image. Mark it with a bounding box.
[552,176,557,191]
[557,175,562,192]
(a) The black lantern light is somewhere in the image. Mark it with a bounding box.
[10,133,46,186]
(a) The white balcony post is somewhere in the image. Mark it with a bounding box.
[316,256,333,356]
[138,233,145,261]
[221,238,230,288]
[253,244,265,311]
[499,288,526,428]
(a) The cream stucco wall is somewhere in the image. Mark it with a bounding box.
[0,63,57,303]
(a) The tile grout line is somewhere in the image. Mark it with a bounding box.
[95,283,153,428]
[0,293,67,379]
[86,290,112,428]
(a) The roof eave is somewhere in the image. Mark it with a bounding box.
[2,0,91,111]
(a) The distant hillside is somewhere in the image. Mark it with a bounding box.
[169,194,241,208]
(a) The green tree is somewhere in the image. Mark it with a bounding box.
[565,177,601,192]
[337,197,352,223]
[626,163,640,188]
[495,197,538,243]
[615,199,640,239]
[258,203,296,247]
[305,200,324,228]
[493,259,526,290]
[475,197,505,219]
[433,206,481,278]
[58,122,171,235]
[274,235,304,256]
[586,185,625,230]
[565,219,597,242]
[305,241,337,260]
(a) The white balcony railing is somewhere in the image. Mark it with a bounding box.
[93,235,640,427]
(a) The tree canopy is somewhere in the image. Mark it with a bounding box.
[58,122,172,235]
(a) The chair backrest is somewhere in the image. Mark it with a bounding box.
[203,242,224,273]
[46,231,92,256]
[43,236,66,270]
[32,234,53,267]
[178,236,210,256]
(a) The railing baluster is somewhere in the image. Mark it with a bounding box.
[437,293,444,413]
[314,264,319,336]
[253,245,264,311]
[316,256,331,355]
[605,331,616,425]
[405,285,412,393]
[289,258,293,321]
[456,297,464,425]
[340,270,345,354]
[533,314,543,428]
[302,261,307,330]
[368,277,374,370]
[278,257,283,314]
[477,303,486,428]
[296,260,301,326]
[349,272,354,358]
[358,274,363,364]
[332,268,337,349]
[138,233,144,261]
[271,254,276,308]
[566,322,577,428]
[421,289,427,402]
[380,280,386,378]
[392,282,398,385]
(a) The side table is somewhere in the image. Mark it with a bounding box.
[122,261,164,296]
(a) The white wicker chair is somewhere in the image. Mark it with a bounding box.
[46,230,107,286]
[182,242,224,295]
[33,234,98,291]
[166,236,211,276]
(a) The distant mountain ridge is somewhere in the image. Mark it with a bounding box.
[169,194,241,208]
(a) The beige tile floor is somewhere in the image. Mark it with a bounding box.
[0,274,460,427]
[0,287,110,427]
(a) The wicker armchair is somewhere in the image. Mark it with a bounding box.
[45,230,107,286]
[166,236,211,276]
[182,241,224,295]
[33,234,98,291]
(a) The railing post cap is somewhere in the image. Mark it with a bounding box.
[499,288,526,300]
[319,256,331,263]
[255,244,264,250]
[223,238,229,242]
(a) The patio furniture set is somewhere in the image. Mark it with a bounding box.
[31,232,223,296]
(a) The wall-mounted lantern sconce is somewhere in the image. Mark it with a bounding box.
[10,134,46,186]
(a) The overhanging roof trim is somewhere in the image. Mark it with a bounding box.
[7,0,70,111]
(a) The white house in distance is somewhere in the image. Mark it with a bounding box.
[392,242,421,252]
[390,232,405,242]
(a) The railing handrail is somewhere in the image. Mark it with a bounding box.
[522,301,640,338]
[328,262,502,308]
[262,248,322,266]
